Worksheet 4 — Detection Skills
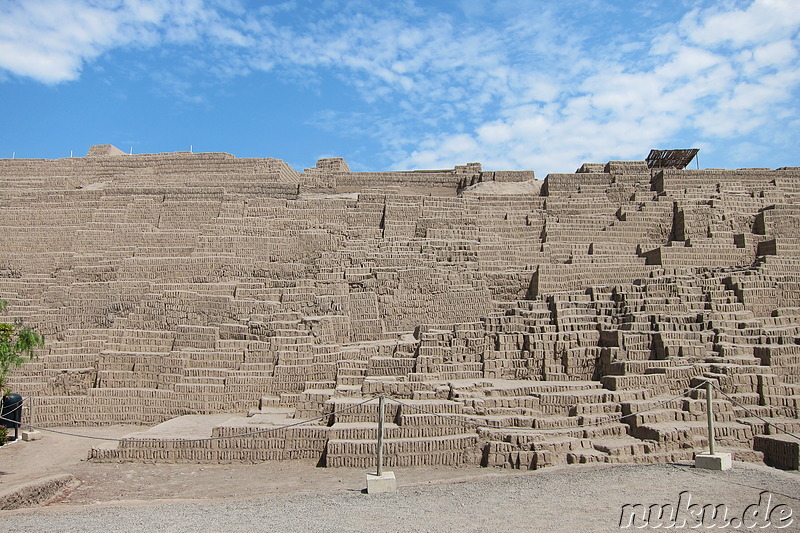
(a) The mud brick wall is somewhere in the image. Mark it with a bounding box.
[0,145,796,474]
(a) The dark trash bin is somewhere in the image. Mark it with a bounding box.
[2,393,23,441]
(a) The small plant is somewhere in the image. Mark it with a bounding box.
[0,300,44,395]
[0,425,7,446]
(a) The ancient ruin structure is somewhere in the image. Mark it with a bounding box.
[1,145,798,469]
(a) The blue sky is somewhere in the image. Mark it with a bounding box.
[1,0,798,175]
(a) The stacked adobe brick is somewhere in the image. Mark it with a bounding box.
[1,146,797,468]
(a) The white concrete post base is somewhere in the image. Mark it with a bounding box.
[21,430,43,441]
[695,452,732,470]
[366,471,397,494]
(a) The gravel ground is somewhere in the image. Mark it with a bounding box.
[4,461,799,532]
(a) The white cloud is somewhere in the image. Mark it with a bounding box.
[0,0,240,83]
[1,1,148,82]
[1,0,798,173]
[682,0,800,47]
[390,0,800,173]
[751,39,798,69]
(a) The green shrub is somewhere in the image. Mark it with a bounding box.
[0,300,44,395]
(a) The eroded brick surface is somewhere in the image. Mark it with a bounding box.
[2,147,798,468]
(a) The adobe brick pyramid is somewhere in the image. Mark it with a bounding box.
[2,146,798,469]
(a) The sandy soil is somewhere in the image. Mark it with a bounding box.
[0,425,529,504]
[1,424,799,533]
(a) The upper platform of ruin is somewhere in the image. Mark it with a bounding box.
[3,144,797,199]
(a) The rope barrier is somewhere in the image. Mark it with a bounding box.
[711,383,800,441]
[1,381,796,446]
[0,396,374,443]
[1,387,700,442]
[0,400,23,417]
[385,382,707,432]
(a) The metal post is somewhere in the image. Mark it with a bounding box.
[28,395,34,427]
[706,381,715,455]
[377,395,385,476]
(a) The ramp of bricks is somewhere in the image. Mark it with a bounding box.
[2,147,798,469]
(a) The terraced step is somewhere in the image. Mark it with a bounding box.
[326,398,465,424]
[607,359,683,376]
[601,373,668,392]
[630,420,754,447]
[737,416,800,436]
[324,433,480,468]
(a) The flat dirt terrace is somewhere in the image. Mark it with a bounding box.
[1,425,799,532]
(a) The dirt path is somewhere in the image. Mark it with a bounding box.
[1,425,799,532]
[0,425,532,504]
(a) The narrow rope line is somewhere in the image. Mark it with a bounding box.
[0,397,376,443]
[712,383,800,441]
[384,382,706,432]
[6,379,794,446]
[0,399,23,416]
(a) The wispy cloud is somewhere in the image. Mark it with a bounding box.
[1,0,798,173]
[0,0,246,83]
[391,0,800,172]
